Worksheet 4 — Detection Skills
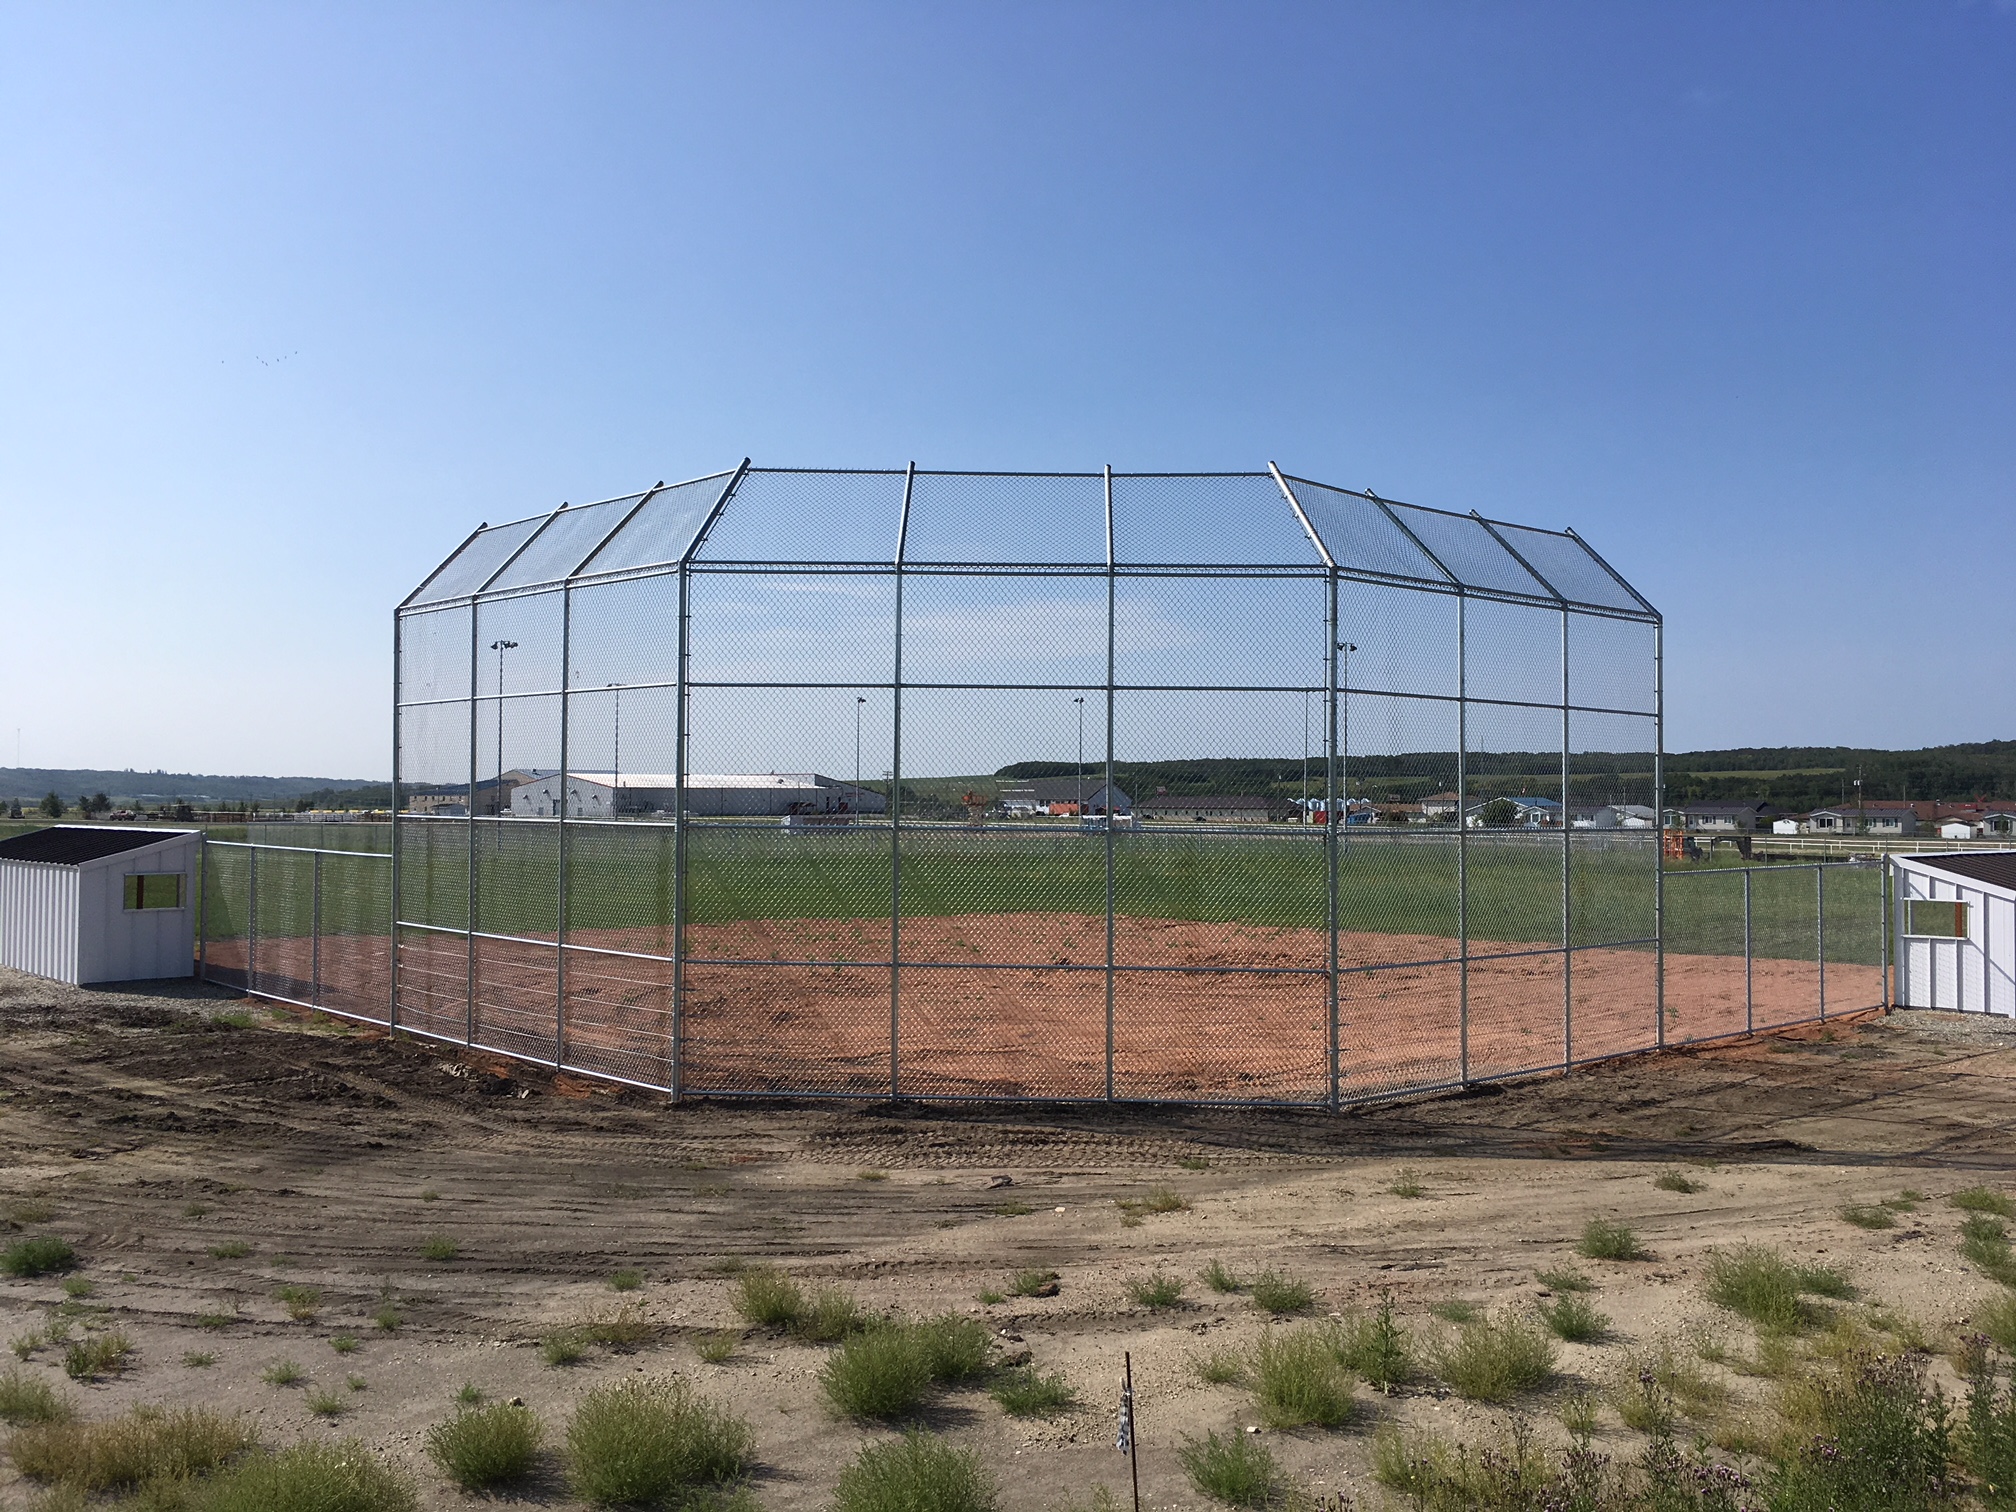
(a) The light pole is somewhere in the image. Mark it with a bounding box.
[1073,696,1086,817]
[855,696,867,815]
[607,683,622,820]
[1337,642,1356,837]
[1302,689,1310,824]
[489,640,517,817]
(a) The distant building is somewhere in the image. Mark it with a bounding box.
[1138,794,1291,823]
[1808,803,1917,836]
[1420,791,1461,820]
[1680,801,1779,833]
[1570,803,1656,830]
[1465,796,1564,829]
[404,769,548,817]
[510,772,886,820]
[998,778,1132,817]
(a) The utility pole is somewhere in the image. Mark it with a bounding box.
[489,640,518,816]
[608,684,622,819]
[855,696,867,814]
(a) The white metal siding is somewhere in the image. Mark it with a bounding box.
[78,838,199,984]
[1894,858,2015,1016]
[0,861,83,983]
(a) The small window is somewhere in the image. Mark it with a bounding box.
[1905,898,1969,939]
[123,874,184,910]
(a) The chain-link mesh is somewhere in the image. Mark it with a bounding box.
[177,463,1905,1104]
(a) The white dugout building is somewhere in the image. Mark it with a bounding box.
[1893,851,2016,1016]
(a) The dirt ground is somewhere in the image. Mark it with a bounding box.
[3,963,2013,1509]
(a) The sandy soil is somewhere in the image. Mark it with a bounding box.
[2,964,2010,1510]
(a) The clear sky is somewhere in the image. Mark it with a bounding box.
[2,2,2010,780]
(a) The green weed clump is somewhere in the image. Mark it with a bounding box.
[541,1331,587,1367]
[697,1331,739,1364]
[208,1240,253,1259]
[0,1366,75,1425]
[609,1268,644,1293]
[796,1287,870,1343]
[1191,1348,1246,1386]
[275,1283,321,1321]
[1840,1203,1897,1230]
[262,1359,305,1387]
[1577,1218,1645,1261]
[1653,1169,1705,1194]
[1536,1267,1594,1292]
[1704,1245,1850,1333]
[1959,1338,2016,1502]
[833,1431,996,1512]
[1115,1186,1189,1219]
[579,1301,655,1350]
[1538,1293,1609,1343]
[1963,1213,2016,1287]
[1431,1314,1557,1402]
[1428,1300,1481,1324]
[307,1386,352,1417]
[1252,1324,1355,1429]
[63,1331,132,1381]
[915,1315,992,1383]
[419,1234,459,1262]
[427,1401,543,1490]
[373,1303,403,1332]
[202,1439,417,1512]
[991,1367,1077,1417]
[60,1277,94,1299]
[565,1375,754,1507]
[1979,1294,2016,1354]
[1008,1268,1060,1298]
[1388,1168,1427,1198]
[7,1405,254,1492]
[1335,1294,1411,1392]
[1248,1270,1315,1316]
[821,1326,936,1421]
[1178,1429,1279,1508]
[2,1235,76,1278]
[1201,1259,1243,1293]
[1125,1272,1184,1309]
[1772,1351,1951,1510]
[733,1264,803,1328]
[1953,1187,2016,1217]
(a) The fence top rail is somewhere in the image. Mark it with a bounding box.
[204,840,392,860]
[1663,859,1880,879]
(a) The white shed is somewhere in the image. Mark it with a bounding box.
[0,826,203,985]
[1893,851,2016,1016]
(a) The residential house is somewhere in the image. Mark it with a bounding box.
[1138,794,1290,823]
[998,778,1132,817]
[1680,801,1780,833]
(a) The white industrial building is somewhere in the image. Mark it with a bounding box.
[510,772,887,820]
[0,826,202,985]
[1893,851,2016,1016]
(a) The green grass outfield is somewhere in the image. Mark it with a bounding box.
[196,821,1886,968]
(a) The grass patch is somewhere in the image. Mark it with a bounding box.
[184,1350,216,1368]
[5,1199,55,1224]
[797,1287,870,1343]
[1537,1292,1608,1343]
[456,1382,485,1405]
[1252,1324,1355,1428]
[330,1334,359,1354]
[208,1240,252,1259]
[1115,1186,1189,1218]
[916,1314,991,1383]
[565,1374,754,1506]
[1962,1213,2016,1286]
[1536,1267,1594,1292]
[1954,1186,2016,1216]
[1388,1168,1427,1198]
[1840,1203,1897,1230]
[8,1405,254,1491]
[419,1234,459,1262]
[1248,1270,1315,1316]
[1178,1428,1279,1508]
[373,1303,402,1331]
[59,1277,93,1300]
[1008,1268,1060,1297]
[307,1386,352,1417]
[0,1366,74,1425]
[1887,1189,1923,1211]
[63,1331,132,1381]
[1653,1169,1705,1194]
[1703,1245,1850,1332]
[1125,1272,1184,1309]
[1979,1293,2016,1353]
[1577,1218,1646,1261]
[991,1367,1078,1417]
[1428,1299,1480,1324]
[541,1331,587,1367]
[994,1199,1034,1216]
[200,1438,417,1511]
[609,1268,644,1292]
[733,1264,803,1327]
[2,1235,76,1278]
[1192,1348,1247,1385]
[196,1311,233,1330]
[1336,1294,1411,1392]
[1201,1258,1243,1293]
[1430,1313,1557,1402]
[262,1359,305,1386]
[348,1373,367,1391]
[822,1327,935,1420]
[834,1431,996,1512]
[976,1287,1005,1305]
[697,1330,739,1364]
[857,1169,888,1182]
[1178,1155,1211,1171]
[428,1401,542,1491]
[275,1283,321,1321]
[579,1301,655,1350]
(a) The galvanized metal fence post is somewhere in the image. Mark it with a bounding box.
[1744,868,1754,1033]
[891,463,914,1102]
[1817,863,1827,1021]
[1560,607,1572,1067]
[1103,465,1118,1103]
[1457,593,1469,1083]
[1882,858,1893,1009]
[197,836,210,981]
[555,581,572,1069]
[1326,571,1341,1108]
[1653,619,1666,1048]
[466,605,480,1047]
[311,850,322,1007]
[247,843,258,991]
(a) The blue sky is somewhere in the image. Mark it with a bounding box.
[1,2,2010,779]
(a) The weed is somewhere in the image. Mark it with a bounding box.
[1841,1203,1897,1230]
[977,1287,1006,1305]
[1981,1294,2016,1353]
[1009,1268,1060,1298]
[823,1327,934,1420]
[992,1367,1078,1417]
[1960,1338,2016,1502]
[579,1301,655,1350]
[196,1311,232,1331]
[1774,1350,1951,1510]
[9,1332,36,1360]
[1620,1345,1729,1424]
[1125,1272,1184,1309]
[833,1431,996,1512]
[1201,1258,1243,1293]
[200,1439,417,1512]
[1191,1348,1247,1385]
[1577,1218,1646,1261]
[1536,1267,1594,1292]
[609,1268,644,1292]
[1178,1155,1212,1172]
[1252,1324,1355,1429]
[208,1240,252,1259]
[1248,1270,1315,1316]
[697,1330,739,1364]
[275,1283,321,1321]
[857,1169,888,1182]
[1178,1429,1279,1507]
[183,1350,216,1368]
[1336,1294,1411,1392]
[1538,1293,1609,1343]
[1799,1261,1855,1300]
[1560,1389,1600,1438]
[994,1199,1034,1216]
[262,1359,304,1386]
[373,1303,402,1332]
[1653,1169,1706,1194]
[797,1287,870,1343]
[330,1334,359,1355]
[347,1373,367,1392]
[1429,1299,1481,1324]
[1388,1168,1427,1198]
[63,1331,132,1381]
[2,1235,76,1278]
[7,1406,254,1492]
[1115,1186,1189,1218]
[58,1277,93,1300]
[419,1234,459,1262]
[733,1264,803,1328]
[428,1400,542,1491]
[916,1314,992,1383]
[541,1331,587,1367]
[307,1386,351,1417]
[1704,1245,1845,1332]
[420,1188,439,1201]
[1955,1187,2016,1217]
[1887,1190,1924,1211]
[6,1199,55,1224]
[0,1366,74,1425]
[565,1375,754,1505]
[1431,1313,1557,1402]
[456,1382,485,1405]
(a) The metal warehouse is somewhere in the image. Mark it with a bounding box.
[0,825,202,985]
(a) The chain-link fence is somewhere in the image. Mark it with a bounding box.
[198,838,392,1021]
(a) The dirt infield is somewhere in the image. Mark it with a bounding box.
[206,912,1881,1101]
